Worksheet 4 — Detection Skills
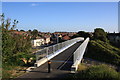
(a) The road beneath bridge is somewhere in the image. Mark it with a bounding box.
[18,42,81,78]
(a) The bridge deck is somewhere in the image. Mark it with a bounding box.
[18,42,81,78]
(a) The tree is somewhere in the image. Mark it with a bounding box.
[94,28,108,42]
[1,13,18,31]
[31,29,38,39]
[20,30,25,32]
[16,29,19,31]
[77,31,91,38]
[28,29,31,32]
[71,31,91,39]
[1,13,19,65]
[1,14,33,66]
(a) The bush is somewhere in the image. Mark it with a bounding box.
[14,52,36,66]
[94,28,108,42]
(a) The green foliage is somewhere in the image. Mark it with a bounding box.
[71,31,91,39]
[72,65,120,80]
[20,30,25,32]
[14,52,35,66]
[85,40,120,66]
[2,69,12,78]
[1,14,34,66]
[13,34,32,53]
[94,28,108,42]
[2,32,15,63]
[31,29,38,39]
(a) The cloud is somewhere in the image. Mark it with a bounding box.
[31,3,39,6]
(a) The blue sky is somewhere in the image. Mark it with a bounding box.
[2,2,118,32]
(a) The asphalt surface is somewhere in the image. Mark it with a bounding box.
[17,42,81,78]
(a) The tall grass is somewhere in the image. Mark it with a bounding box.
[85,40,120,66]
[67,64,120,80]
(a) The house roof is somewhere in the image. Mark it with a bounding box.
[62,35,70,40]
[108,33,120,36]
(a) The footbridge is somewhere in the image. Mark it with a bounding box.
[19,37,89,78]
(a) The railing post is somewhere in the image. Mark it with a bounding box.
[36,53,38,62]
[58,43,60,50]
[46,47,49,58]
[53,45,55,54]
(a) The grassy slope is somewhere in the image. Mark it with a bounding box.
[84,40,120,66]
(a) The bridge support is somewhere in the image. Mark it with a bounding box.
[71,65,78,73]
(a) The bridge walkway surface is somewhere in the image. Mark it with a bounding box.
[18,42,81,79]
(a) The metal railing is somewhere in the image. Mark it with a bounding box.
[35,37,84,62]
[73,37,89,66]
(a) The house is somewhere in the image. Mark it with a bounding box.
[31,38,45,47]
[10,30,31,39]
[11,31,28,36]
[108,33,120,42]
[44,35,51,45]
[107,33,120,47]
[68,32,77,37]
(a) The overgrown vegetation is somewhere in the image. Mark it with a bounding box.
[67,64,120,80]
[1,14,36,78]
[71,31,91,39]
[72,28,120,66]
[85,40,120,66]
[94,28,108,42]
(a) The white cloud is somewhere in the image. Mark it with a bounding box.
[31,3,39,6]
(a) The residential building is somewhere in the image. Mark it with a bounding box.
[31,38,45,47]
[107,33,120,47]
[62,35,71,41]
[44,35,51,44]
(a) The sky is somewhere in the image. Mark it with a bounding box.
[2,2,118,32]
[2,0,120,2]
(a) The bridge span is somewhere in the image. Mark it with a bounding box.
[18,37,89,78]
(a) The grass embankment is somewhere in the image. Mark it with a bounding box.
[67,64,120,80]
[2,56,36,79]
[65,40,120,80]
[2,52,36,79]
[84,40,120,66]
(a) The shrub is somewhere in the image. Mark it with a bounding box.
[94,28,108,42]
[14,52,36,66]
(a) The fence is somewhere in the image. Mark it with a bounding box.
[74,37,89,65]
[35,37,84,62]
[71,37,89,73]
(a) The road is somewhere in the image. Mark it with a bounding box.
[17,42,81,79]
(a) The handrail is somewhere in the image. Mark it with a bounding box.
[71,37,89,73]
[35,37,84,62]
